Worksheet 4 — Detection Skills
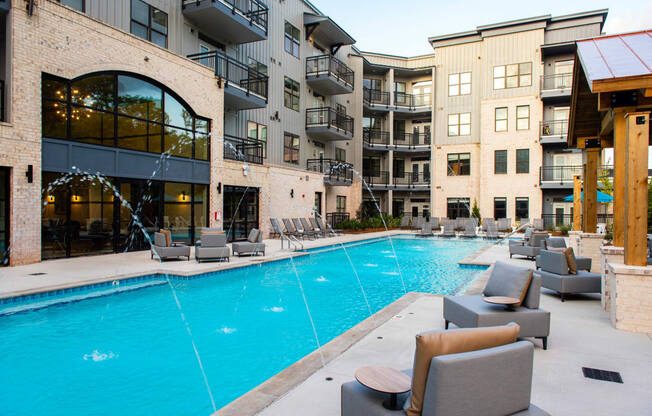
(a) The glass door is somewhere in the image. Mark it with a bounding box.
[223,186,259,242]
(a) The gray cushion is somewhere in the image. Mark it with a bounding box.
[483,261,534,303]
[153,232,166,247]
[545,237,567,249]
[201,233,226,247]
[536,270,601,295]
[247,229,259,243]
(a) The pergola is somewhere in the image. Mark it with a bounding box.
[568,30,652,266]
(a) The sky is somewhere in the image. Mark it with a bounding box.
[311,0,652,56]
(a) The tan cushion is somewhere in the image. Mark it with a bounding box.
[406,323,520,416]
[159,229,171,247]
[565,247,578,275]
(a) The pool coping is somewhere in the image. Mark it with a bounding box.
[214,292,436,416]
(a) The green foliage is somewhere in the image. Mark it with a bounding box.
[558,224,571,236]
[471,199,481,225]
[339,214,402,231]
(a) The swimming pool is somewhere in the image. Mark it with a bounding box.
[0,237,487,416]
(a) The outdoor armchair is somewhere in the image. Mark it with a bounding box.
[309,217,326,237]
[536,237,591,271]
[485,220,499,238]
[195,233,230,263]
[301,217,323,238]
[509,232,548,260]
[151,231,190,261]
[462,221,477,237]
[232,229,265,257]
[535,250,601,301]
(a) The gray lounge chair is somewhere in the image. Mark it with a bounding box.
[497,218,512,232]
[509,232,548,260]
[282,218,300,238]
[462,220,477,237]
[317,217,338,236]
[301,217,322,238]
[417,222,434,237]
[444,261,551,349]
[232,229,265,256]
[536,237,591,271]
[150,231,190,261]
[269,218,283,238]
[535,250,601,301]
[309,217,325,237]
[195,233,230,263]
[428,217,439,230]
[400,216,410,229]
[441,221,456,237]
[481,217,494,232]
[341,328,549,416]
[412,216,424,231]
[293,218,316,239]
[485,220,499,238]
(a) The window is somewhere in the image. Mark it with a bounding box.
[448,72,471,96]
[336,196,347,213]
[284,77,300,111]
[516,105,530,130]
[58,0,85,11]
[495,107,508,132]
[42,72,209,160]
[494,150,507,174]
[283,132,299,164]
[335,148,346,163]
[247,57,268,75]
[493,62,532,89]
[284,22,300,58]
[131,0,168,48]
[363,157,381,176]
[247,121,267,158]
[363,78,382,92]
[516,149,529,174]
[494,198,507,219]
[447,198,470,219]
[448,113,471,136]
[447,153,470,176]
[515,197,529,220]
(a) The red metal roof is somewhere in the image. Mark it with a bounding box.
[576,30,652,89]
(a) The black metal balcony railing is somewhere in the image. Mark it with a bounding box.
[306,107,354,135]
[541,73,573,90]
[182,0,268,34]
[306,159,353,184]
[540,119,568,137]
[363,87,390,106]
[188,50,269,100]
[224,134,264,165]
[0,80,4,123]
[306,55,354,88]
[363,128,390,146]
[394,92,431,109]
[393,172,430,186]
[542,213,613,229]
[326,212,350,228]
[539,165,583,183]
[394,132,431,147]
[363,171,390,187]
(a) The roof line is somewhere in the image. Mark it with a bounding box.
[619,33,652,73]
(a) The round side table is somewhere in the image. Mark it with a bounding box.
[355,366,411,410]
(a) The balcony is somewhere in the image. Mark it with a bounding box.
[393,92,431,114]
[539,165,583,189]
[363,171,390,188]
[306,55,354,96]
[305,107,353,142]
[223,134,264,165]
[540,74,573,101]
[393,172,430,191]
[540,120,568,145]
[303,13,355,55]
[307,159,353,186]
[363,87,390,112]
[181,0,268,45]
[326,212,350,229]
[393,132,431,152]
[188,51,268,111]
[542,213,613,229]
[363,128,390,150]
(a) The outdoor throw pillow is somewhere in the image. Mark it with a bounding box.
[565,247,578,275]
[159,229,171,247]
[483,261,533,307]
[405,323,520,416]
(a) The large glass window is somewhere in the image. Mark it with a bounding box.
[495,107,508,132]
[131,0,168,48]
[447,153,470,176]
[447,198,470,219]
[284,77,300,111]
[42,72,210,160]
[516,149,529,174]
[448,113,471,136]
[164,182,192,244]
[494,197,506,219]
[284,132,299,164]
[493,62,532,89]
[494,150,507,174]
[336,196,347,213]
[193,184,208,241]
[284,22,300,58]
[448,72,471,96]
[247,121,267,158]
[515,197,529,220]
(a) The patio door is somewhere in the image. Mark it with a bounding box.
[223,186,259,242]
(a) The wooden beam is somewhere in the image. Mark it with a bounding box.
[573,175,582,231]
[600,109,614,136]
[644,88,652,98]
[612,108,632,247]
[624,111,650,266]
[582,148,599,233]
[592,75,652,93]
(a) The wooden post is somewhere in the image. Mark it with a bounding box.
[624,111,650,266]
[573,175,582,231]
[582,149,599,233]
[612,109,629,246]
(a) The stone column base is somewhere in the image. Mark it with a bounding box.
[606,262,652,334]
[575,233,605,274]
[600,246,624,312]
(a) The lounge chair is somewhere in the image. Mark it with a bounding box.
[150,231,190,261]
[341,325,549,416]
[317,217,338,237]
[412,216,424,231]
[301,217,323,238]
[535,250,601,301]
[282,218,301,239]
[444,261,551,349]
[292,218,316,239]
[428,217,439,231]
[195,233,230,263]
[400,216,410,229]
[509,232,548,260]
[462,221,477,237]
[481,217,493,232]
[497,218,512,232]
[269,218,283,238]
[417,222,434,237]
[533,218,544,231]
[536,237,591,271]
[485,220,499,238]
[441,221,456,237]
[232,229,265,256]
[309,217,326,237]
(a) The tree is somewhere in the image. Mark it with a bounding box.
[471,199,481,225]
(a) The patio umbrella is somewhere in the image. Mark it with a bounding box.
[563,191,613,203]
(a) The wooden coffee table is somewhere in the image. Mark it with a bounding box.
[484,296,520,310]
[355,366,411,410]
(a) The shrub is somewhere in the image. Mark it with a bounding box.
[471,199,482,225]
[558,224,571,236]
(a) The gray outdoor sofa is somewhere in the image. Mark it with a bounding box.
[151,231,191,261]
[341,331,549,416]
[509,232,548,260]
[195,233,230,263]
[536,237,591,271]
[232,229,265,257]
[444,261,551,349]
[535,250,601,301]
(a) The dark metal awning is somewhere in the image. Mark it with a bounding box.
[304,13,355,54]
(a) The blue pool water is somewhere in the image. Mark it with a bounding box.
[0,237,487,416]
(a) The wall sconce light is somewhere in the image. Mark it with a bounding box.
[26,165,33,183]
[72,194,80,202]
[47,195,55,203]
[180,191,188,202]
[217,182,222,194]
[290,189,294,198]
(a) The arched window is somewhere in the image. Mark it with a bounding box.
[42,72,210,160]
